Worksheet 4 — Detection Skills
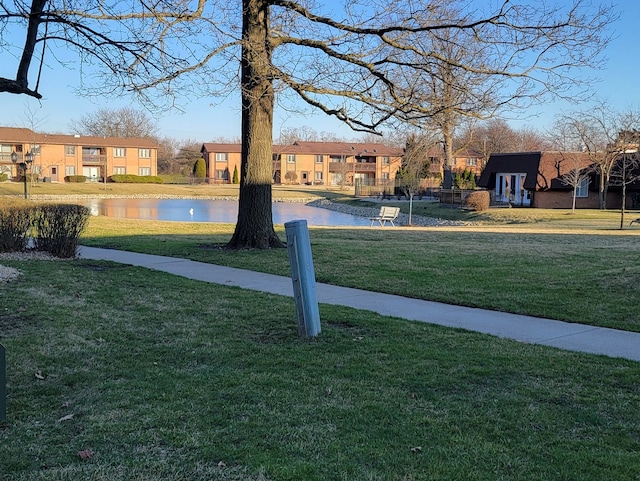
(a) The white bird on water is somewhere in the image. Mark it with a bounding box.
[189,208,194,216]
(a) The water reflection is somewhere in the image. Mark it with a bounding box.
[86,198,371,227]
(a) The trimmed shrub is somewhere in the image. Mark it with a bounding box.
[464,190,491,212]
[158,175,190,184]
[0,173,8,182]
[0,199,32,252]
[110,174,163,184]
[284,171,298,183]
[65,175,88,183]
[32,204,91,258]
[232,165,239,184]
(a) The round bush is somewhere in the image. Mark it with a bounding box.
[464,190,491,211]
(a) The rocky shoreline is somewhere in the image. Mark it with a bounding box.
[307,199,468,227]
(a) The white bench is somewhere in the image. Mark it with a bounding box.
[370,206,400,227]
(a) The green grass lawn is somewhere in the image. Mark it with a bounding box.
[1,259,640,480]
[80,216,640,333]
[3,190,640,480]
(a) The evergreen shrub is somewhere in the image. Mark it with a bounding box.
[193,159,207,182]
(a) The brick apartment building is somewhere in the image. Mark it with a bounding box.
[0,127,158,182]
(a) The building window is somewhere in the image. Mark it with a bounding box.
[139,148,151,158]
[65,146,75,156]
[576,178,589,198]
[315,155,323,164]
[0,145,11,162]
[139,167,151,176]
[65,166,75,176]
[466,158,478,166]
[315,172,323,181]
[216,169,229,180]
[287,154,296,163]
[215,152,228,161]
[114,167,126,175]
[114,147,126,157]
[381,172,390,180]
[381,156,390,165]
[31,145,41,155]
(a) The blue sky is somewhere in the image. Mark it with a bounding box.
[2,0,638,142]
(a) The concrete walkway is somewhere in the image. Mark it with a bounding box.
[79,246,640,363]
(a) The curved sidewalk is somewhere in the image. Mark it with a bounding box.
[79,246,640,363]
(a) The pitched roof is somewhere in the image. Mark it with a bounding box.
[0,126,158,148]
[478,151,593,191]
[202,141,403,156]
[201,143,242,153]
[477,152,542,189]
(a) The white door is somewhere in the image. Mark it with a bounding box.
[496,173,529,205]
[83,167,100,182]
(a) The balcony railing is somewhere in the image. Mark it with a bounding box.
[82,155,107,164]
[329,162,377,172]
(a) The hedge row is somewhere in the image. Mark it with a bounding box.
[65,175,88,183]
[110,174,163,184]
[0,200,90,258]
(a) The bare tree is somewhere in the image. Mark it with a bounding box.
[609,131,640,229]
[557,153,594,214]
[334,160,353,191]
[276,126,346,145]
[396,133,438,225]
[155,136,180,175]
[553,105,640,209]
[175,141,205,176]
[1,0,616,248]
[458,118,551,166]
[70,108,158,138]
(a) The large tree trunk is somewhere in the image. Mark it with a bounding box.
[227,0,284,250]
[441,120,455,189]
[442,121,455,171]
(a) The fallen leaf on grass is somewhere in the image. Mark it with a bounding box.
[57,414,74,423]
[411,446,422,453]
[77,450,93,460]
[217,461,227,468]
[35,371,45,380]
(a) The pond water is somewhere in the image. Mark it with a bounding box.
[85,198,372,227]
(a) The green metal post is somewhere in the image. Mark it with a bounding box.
[285,220,321,338]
